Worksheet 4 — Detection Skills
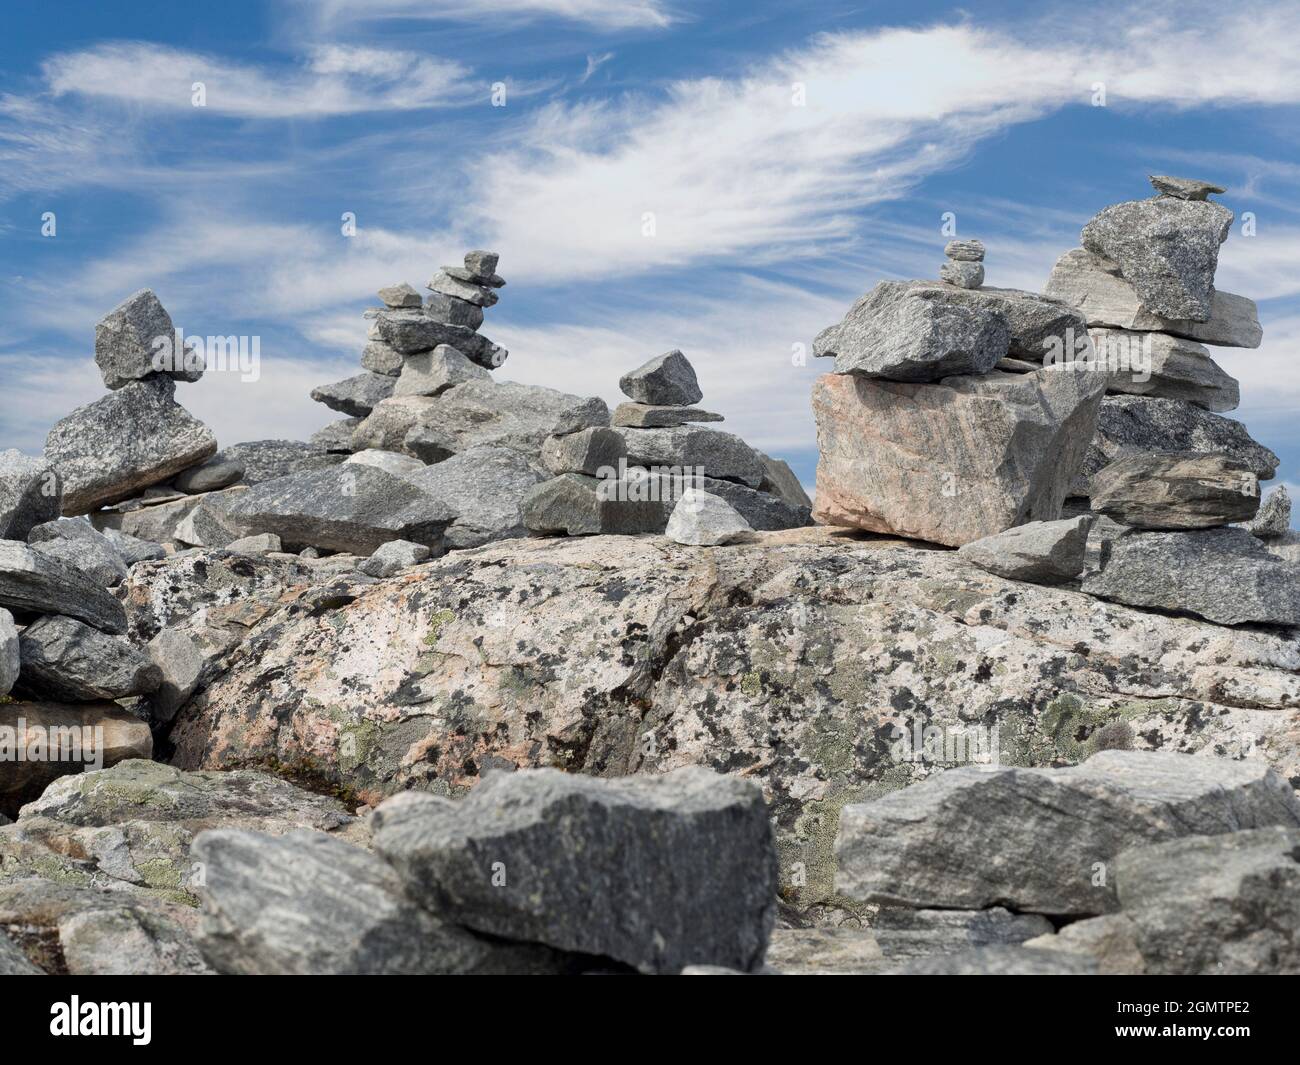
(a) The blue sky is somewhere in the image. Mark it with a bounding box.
[3,0,1299,511]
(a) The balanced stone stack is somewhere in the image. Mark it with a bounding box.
[522,350,812,536]
[940,239,985,289]
[307,251,511,454]
[1043,176,1274,495]
[812,246,1105,546]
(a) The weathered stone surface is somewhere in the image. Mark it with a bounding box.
[957,516,1092,584]
[173,489,246,549]
[394,345,490,397]
[171,455,245,493]
[835,750,1300,916]
[0,928,39,974]
[424,292,484,329]
[223,533,281,554]
[167,530,1300,919]
[27,518,129,587]
[940,260,983,288]
[814,281,1009,379]
[0,541,127,633]
[613,425,765,489]
[401,446,543,549]
[756,453,813,509]
[697,476,811,532]
[619,350,704,405]
[1090,452,1259,530]
[1248,485,1292,539]
[1045,248,1262,347]
[357,539,430,578]
[1081,195,1233,320]
[372,767,777,973]
[1075,328,1240,411]
[944,239,985,261]
[666,488,753,546]
[522,472,670,536]
[934,286,1089,361]
[0,702,152,818]
[0,450,62,542]
[427,269,498,307]
[611,402,723,428]
[541,427,626,476]
[310,372,396,417]
[0,608,17,697]
[101,527,165,565]
[217,440,343,486]
[144,630,204,723]
[1077,395,1278,495]
[223,464,453,555]
[94,289,201,389]
[377,281,422,309]
[361,339,405,376]
[812,368,1104,546]
[1082,526,1300,626]
[192,828,572,974]
[15,616,160,702]
[344,449,425,477]
[374,310,507,365]
[45,377,218,514]
[309,417,361,453]
[1023,914,1145,975]
[889,944,1097,975]
[1150,174,1225,201]
[464,250,499,277]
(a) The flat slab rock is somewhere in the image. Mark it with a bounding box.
[956,515,1092,584]
[212,440,343,486]
[1090,452,1260,530]
[310,372,396,418]
[0,540,128,633]
[835,749,1300,916]
[165,530,1300,920]
[371,766,777,973]
[1080,328,1239,412]
[44,377,218,514]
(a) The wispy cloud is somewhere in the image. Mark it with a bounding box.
[300,0,676,31]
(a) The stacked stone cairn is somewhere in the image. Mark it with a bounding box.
[522,349,812,539]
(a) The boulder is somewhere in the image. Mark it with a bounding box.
[94,289,201,389]
[424,293,484,329]
[1077,328,1239,412]
[612,403,724,428]
[357,539,430,578]
[756,453,813,509]
[1248,485,1291,539]
[540,427,627,476]
[665,488,753,546]
[1081,194,1232,320]
[939,261,983,288]
[15,616,161,702]
[1044,248,1262,348]
[27,519,129,587]
[613,426,766,489]
[377,282,422,309]
[310,372,396,417]
[215,440,343,486]
[812,368,1104,546]
[394,346,490,397]
[931,286,1089,361]
[344,449,425,477]
[619,351,704,406]
[374,310,504,368]
[173,490,246,549]
[101,528,165,565]
[309,418,361,453]
[400,446,543,549]
[1090,452,1259,529]
[426,269,498,307]
[521,472,670,536]
[696,476,811,531]
[0,541,127,633]
[813,281,1009,379]
[957,516,1092,584]
[0,450,62,542]
[222,464,454,555]
[1081,526,1300,626]
[0,608,17,697]
[144,630,205,723]
[171,456,244,494]
[371,767,777,973]
[835,750,1300,916]
[944,239,985,261]
[360,339,405,376]
[44,377,218,514]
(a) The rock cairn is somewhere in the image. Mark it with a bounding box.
[522,349,811,537]
[940,238,984,289]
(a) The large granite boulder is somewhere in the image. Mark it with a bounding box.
[399,446,543,549]
[1090,452,1260,529]
[0,451,62,542]
[44,377,217,514]
[612,426,766,489]
[812,368,1104,546]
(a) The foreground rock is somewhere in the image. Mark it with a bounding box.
[666,489,753,546]
[956,516,1091,584]
[835,751,1300,915]
[44,377,218,514]
[310,372,395,417]
[372,767,777,973]
[26,519,129,587]
[1082,526,1300,626]
[1090,452,1259,529]
[812,369,1104,546]
[0,450,62,541]
[0,541,127,633]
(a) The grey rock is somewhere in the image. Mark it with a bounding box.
[1248,485,1291,539]
[371,766,778,973]
[373,311,506,367]
[0,450,62,541]
[835,749,1300,915]
[756,453,813,510]
[611,402,724,428]
[446,264,506,288]
[521,472,672,536]
[101,527,165,565]
[1082,526,1300,626]
[931,285,1089,361]
[44,377,218,514]
[402,445,544,549]
[666,488,753,546]
[377,282,422,309]
[619,350,705,406]
[357,539,431,578]
[1090,452,1259,529]
[957,515,1092,584]
[540,427,627,476]
[171,456,245,493]
[144,629,204,723]
[427,269,498,307]
[1045,248,1262,348]
[394,345,490,397]
[0,929,39,975]
[94,289,201,389]
[0,608,17,697]
[173,489,245,549]
[192,828,573,975]
[613,425,766,489]
[0,541,127,634]
[360,339,405,376]
[1022,914,1146,975]
[28,518,129,587]
[216,440,343,486]
[309,417,361,453]
[697,476,811,531]
[423,293,484,329]
[224,464,453,555]
[90,493,202,545]
[1081,195,1233,320]
[464,250,499,277]
[344,449,425,477]
[940,260,984,288]
[889,945,1097,975]
[310,372,396,417]
[1076,328,1239,412]
[16,615,161,702]
[944,239,985,262]
[224,533,281,555]
[1150,174,1225,200]
[1078,395,1278,494]
[813,281,1009,380]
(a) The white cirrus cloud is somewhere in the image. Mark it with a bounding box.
[299,0,676,30]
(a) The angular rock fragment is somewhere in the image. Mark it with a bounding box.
[394,345,490,397]
[944,239,985,262]
[1090,452,1259,529]
[344,449,425,477]
[521,472,671,536]
[540,427,627,476]
[940,260,983,288]
[666,488,753,546]
[402,446,543,549]
[696,476,811,531]
[27,518,129,587]
[101,527,165,565]
[16,616,161,702]
[377,282,422,309]
[1149,174,1225,201]
[619,350,704,406]
[171,455,245,494]
[361,339,405,376]
[224,533,281,555]
[357,539,430,578]
[424,292,485,329]
[310,372,396,417]
[0,608,17,697]
[309,418,361,453]
[611,402,724,428]
[0,541,128,633]
[94,289,201,390]
[216,440,343,486]
[613,425,765,488]
[756,453,813,510]
[427,269,498,307]
[0,450,62,542]
[1247,485,1291,539]
[144,630,204,723]
[957,515,1092,584]
[1075,328,1239,411]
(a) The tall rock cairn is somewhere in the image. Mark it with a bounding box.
[308,251,509,452]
